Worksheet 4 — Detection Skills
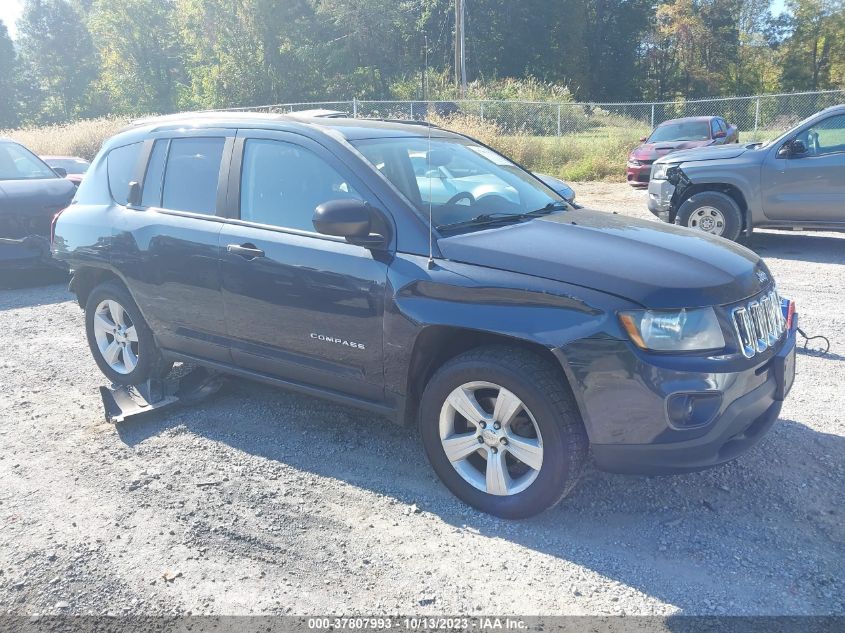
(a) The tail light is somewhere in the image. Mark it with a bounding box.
[50,207,67,246]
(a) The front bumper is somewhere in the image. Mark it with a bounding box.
[647,178,675,221]
[557,329,796,475]
[0,235,66,271]
[626,164,652,187]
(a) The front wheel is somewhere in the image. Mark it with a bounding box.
[676,191,743,241]
[419,346,588,519]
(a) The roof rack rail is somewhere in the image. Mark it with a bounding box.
[374,118,442,129]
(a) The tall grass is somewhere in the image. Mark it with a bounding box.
[2,112,644,181]
[0,117,130,161]
[428,112,646,181]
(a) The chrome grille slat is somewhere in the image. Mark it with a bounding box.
[731,290,785,358]
[749,301,767,353]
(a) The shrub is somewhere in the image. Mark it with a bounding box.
[390,72,574,103]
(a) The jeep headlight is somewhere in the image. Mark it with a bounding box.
[619,308,726,352]
[650,163,670,181]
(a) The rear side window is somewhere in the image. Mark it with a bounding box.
[161,138,225,215]
[107,142,142,205]
[711,119,720,137]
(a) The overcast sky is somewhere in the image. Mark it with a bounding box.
[0,0,789,40]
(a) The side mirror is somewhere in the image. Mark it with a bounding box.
[713,131,727,139]
[53,167,67,178]
[313,199,386,248]
[778,139,807,158]
[640,137,648,143]
[127,181,142,207]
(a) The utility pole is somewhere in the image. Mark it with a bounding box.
[454,0,467,97]
[422,35,429,102]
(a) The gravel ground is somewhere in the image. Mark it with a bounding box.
[0,183,843,617]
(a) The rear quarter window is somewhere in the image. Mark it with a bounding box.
[107,142,143,205]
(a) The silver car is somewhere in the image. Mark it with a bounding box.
[648,104,845,241]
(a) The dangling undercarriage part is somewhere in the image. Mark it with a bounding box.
[100,366,225,424]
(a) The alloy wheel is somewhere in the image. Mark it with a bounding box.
[92,299,139,375]
[438,381,543,496]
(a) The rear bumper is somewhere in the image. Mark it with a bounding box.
[558,330,796,475]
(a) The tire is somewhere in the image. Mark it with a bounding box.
[84,280,171,386]
[676,191,743,241]
[419,346,588,519]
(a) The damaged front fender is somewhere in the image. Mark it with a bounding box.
[667,166,692,223]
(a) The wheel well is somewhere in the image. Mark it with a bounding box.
[401,326,571,426]
[69,267,123,308]
[674,183,749,227]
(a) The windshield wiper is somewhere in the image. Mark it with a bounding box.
[528,200,568,214]
[436,201,566,231]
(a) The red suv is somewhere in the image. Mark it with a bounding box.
[627,116,739,187]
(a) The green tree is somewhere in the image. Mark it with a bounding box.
[0,20,19,127]
[88,0,185,115]
[584,0,653,100]
[176,0,327,108]
[17,0,98,122]
[778,0,845,90]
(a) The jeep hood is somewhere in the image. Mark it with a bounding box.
[437,209,769,309]
[658,144,750,164]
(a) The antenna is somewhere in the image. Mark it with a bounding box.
[424,35,435,270]
[426,101,435,270]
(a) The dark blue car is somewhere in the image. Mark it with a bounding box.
[53,113,797,518]
[0,138,75,273]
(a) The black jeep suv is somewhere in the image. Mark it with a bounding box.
[54,113,796,518]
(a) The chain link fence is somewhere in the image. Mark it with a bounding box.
[221,89,845,142]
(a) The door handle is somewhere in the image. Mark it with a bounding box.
[227,243,265,260]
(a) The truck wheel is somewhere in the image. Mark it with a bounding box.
[676,191,743,241]
[84,281,171,386]
[419,346,588,519]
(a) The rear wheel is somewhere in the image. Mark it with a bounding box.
[676,191,743,241]
[419,346,588,519]
[85,281,171,385]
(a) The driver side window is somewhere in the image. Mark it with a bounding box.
[802,115,845,156]
[711,119,720,138]
[240,139,362,232]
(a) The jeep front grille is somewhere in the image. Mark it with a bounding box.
[731,290,785,358]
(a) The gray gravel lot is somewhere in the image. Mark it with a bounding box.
[0,184,843,617]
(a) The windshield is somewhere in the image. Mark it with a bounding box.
[0,142,59,181]
[648,121,711,143]
[44,157,89,175]
[352,137,565,230]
